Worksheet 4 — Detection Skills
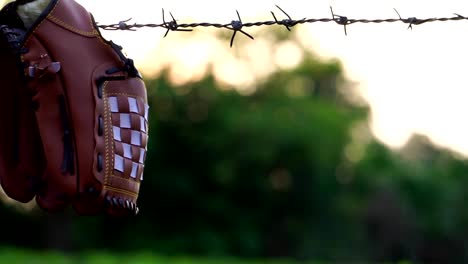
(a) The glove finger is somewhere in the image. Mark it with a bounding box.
[0,19,45,203]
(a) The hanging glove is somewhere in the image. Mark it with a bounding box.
[0,0,150,216]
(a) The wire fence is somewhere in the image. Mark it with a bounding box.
[96,6,468,46]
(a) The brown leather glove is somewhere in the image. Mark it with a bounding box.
[0,21,45,204]
[0,0,149,216]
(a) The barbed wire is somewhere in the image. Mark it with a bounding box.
[96,6,468,47]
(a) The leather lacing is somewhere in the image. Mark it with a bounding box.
[96,76,139,216]
[108,41,141,78]
[93,38,143,215]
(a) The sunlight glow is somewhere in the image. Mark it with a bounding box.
[69,1,468,157]
[242,38,277,81]
[274,41,304,70]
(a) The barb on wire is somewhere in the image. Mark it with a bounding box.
[454,13,468,20]
[271,5,300,31]
[162,9,193,37]
[394,8,420,30]
[97,18,137,31]
[116,18,136,31]
[95,5,468,46]
[227,10,254,47]
[330,6,354,35]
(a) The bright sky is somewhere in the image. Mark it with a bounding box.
[9,0,468,157]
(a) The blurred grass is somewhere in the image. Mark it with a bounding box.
[0,248,413,264]
[0,249,307,264]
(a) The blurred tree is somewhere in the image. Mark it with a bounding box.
[1,23,468,264]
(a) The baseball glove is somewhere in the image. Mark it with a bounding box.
[0,0,150,216]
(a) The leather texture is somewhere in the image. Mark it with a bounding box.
[0,0,149,216]
[0,26,45,203]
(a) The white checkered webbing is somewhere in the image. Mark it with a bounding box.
[108,95,149,181]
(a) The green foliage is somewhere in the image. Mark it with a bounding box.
[134,48,368,257]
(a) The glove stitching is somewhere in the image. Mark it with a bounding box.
[47,14,97,37]
[104,185,138,198]
[22,0,61,47]
[109,174,141,185]
[102,81,112,187]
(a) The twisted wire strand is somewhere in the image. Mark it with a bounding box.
[95,6,468,46]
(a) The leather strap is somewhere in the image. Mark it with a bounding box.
[109,41,141,78]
